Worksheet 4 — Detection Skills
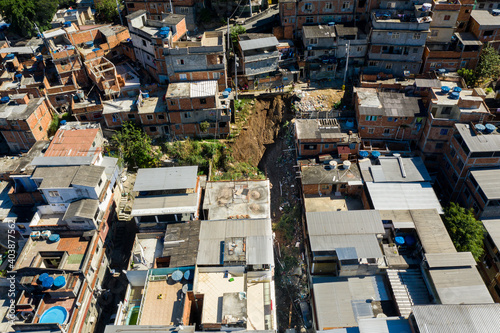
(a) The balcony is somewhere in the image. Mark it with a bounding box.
[433,0,461,11]
[371,11,431,31]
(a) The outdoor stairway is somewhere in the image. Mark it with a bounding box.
[387,269,431,318]
[118,195,132,221]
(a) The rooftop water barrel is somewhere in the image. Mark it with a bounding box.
[453,87,462,92]
[343,161,351,169]
[92,48,100,52]
[85,41,94,48]
[475,124,486,132]
[222,91,229,98]
[60,120,67,126]
[345,119,354,128]
[142,91,150,99]
[53,276,66,289]
[359,151,369,158]
[42,276,54,289]
[449,92,460,99]
[48,234,60,243]
[0,96,10,104]
[441,86,450,94]
[371,151,381,158]
[4,53,15,60]
[225,88,232,93]
[395,236,405,245]
[15,73,22,81]
[328,22,335,26]
[485,123,496,133]
[63,21,72,27]
[38,273,49,284]
[437,68,447,74]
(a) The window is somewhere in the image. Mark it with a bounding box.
[458,22,465,29]
[413,48,419,53]
[80,115,87,121]
[365,116,377,121]
[465,9,470,13]
[321,185,329,190]
[368,61,378,67]
[127,114,135,119]
[184,112,191,118]
[383,129,390,134]
[149,126,157,132]
[177,59,185,65]
[179,74,187,80]
[442,106,452,114]
[444,15,451,21]
[49,191,60,197]
[393,117,398,122]
[457,158,464,170]
[98,179,103,187]
[310,38,318,44]
[436,142,444,149]
[175,124,180,130]
[387,117,393,122]
[385,63,392,70]
[342,1,350,9]
[127,3,134,8]
[170,100,176,106]
[325,3,333,9]
[158,114,165,120]
[430,62,437,68]
[368,128,374,134]
[478,3,485,9]
[305,3,312,10]
[142,40,147,47]
[200,98,207,104]
[484,30,494,37]
[306,17,314,23]
[445,161,450,170]
[213,72,221,79]
[440,128,448,135]
[327,65,334,71]
[431,30,439,37]
[147,115,153,120]
[450,148,456,158]
[112,113,118,122]
[305,144,317,150]
[391,32,400,39]
[452,172,458,183]
[39,126,42,131]
[357,46,363,52]
[413,33,421,39]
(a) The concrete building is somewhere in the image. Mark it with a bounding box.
[456,168,500,219]
[295,118,361,157]
[367,5,431,75]
[441,123,500,201]
[482,220,500,302]
[335,24,369,76]
[354,88,426,141]
[237,34,280,89]
[51,7,95,28]
[302,25,338,80]
[131,166,201,226]
[166,80,231,138]
[127,10,187,82]
[470,10,500,52]
[0,94,53,153]
[418,87,490,168]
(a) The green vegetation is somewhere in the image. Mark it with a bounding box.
[443,202,485,261]
[475,45,500,83]
[457,68,477,87]
[485,87,494,94]
[48,117,60,137]
[164,138,265,181]
[230,25,246,45]
[199,121,210,133]
[0,0,60,37]
[274,204,301,242]
[112,122,161,169]
[95,0,119,23]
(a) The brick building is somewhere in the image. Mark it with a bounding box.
[166,80,231,138]
[418,87,490,168]
[295,118,361,157]
[354,88,426,141]
[470,10,500,52]
[456,169,500,219]
[441,123,500,201]
[0,94,52,153]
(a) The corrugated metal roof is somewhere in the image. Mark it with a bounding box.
[365,182,443,213]
[412,304,500,333]
[372,157,431,183]
[425,252,476,268]
[306,210,384,235]
[190,80,218,98]
[31,156,94,166]
[309,234,383,259]
[133,166,198,191]
[483,219,500,248]
[358,317,412,333]
[63,199,99,220]
[43,28,67,39]
[131,193,199,216]
[455,123,500,153]
[415,79,441,88]
[410,209,456,254]
[197,218,273,265]
[470,169,500,200]
[0,46,39,54]
[239,37,279,51]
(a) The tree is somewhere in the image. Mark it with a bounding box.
[230,25,246,45]
[457,68,477,87]
[443,202,485,261]
[0,0,59,37]
[112,122,161,169]
[475,45,500,82]
[199,121,210,133]
[95,0,119,23]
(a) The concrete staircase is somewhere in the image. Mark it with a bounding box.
[387,269,431,318]
[118,195,132,221]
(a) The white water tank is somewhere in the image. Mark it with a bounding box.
[343,161,351,169]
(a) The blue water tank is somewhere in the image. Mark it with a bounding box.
[441,86,450,94]
[60,120,67,125]
[48,234,60,242]
[222,91,229,98]
[345,119,354,128]
[359,151,369,158]
[0,96,10,104]
[449,92,460,99]
[485,123,496,133]
[475,124,486,132]
[225,88,232,93]
[38,273,49,283]
[92,48,100,52]
[42,276,54,289]
[328,22,335,26]
[15,74,22,80]
[63,21,72,27]
[142,91,149,99]
[371,151,381,158]
[453,87,462,92]
[395,236,405,245]
[85,41,94,47]
[54,276,66,289]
